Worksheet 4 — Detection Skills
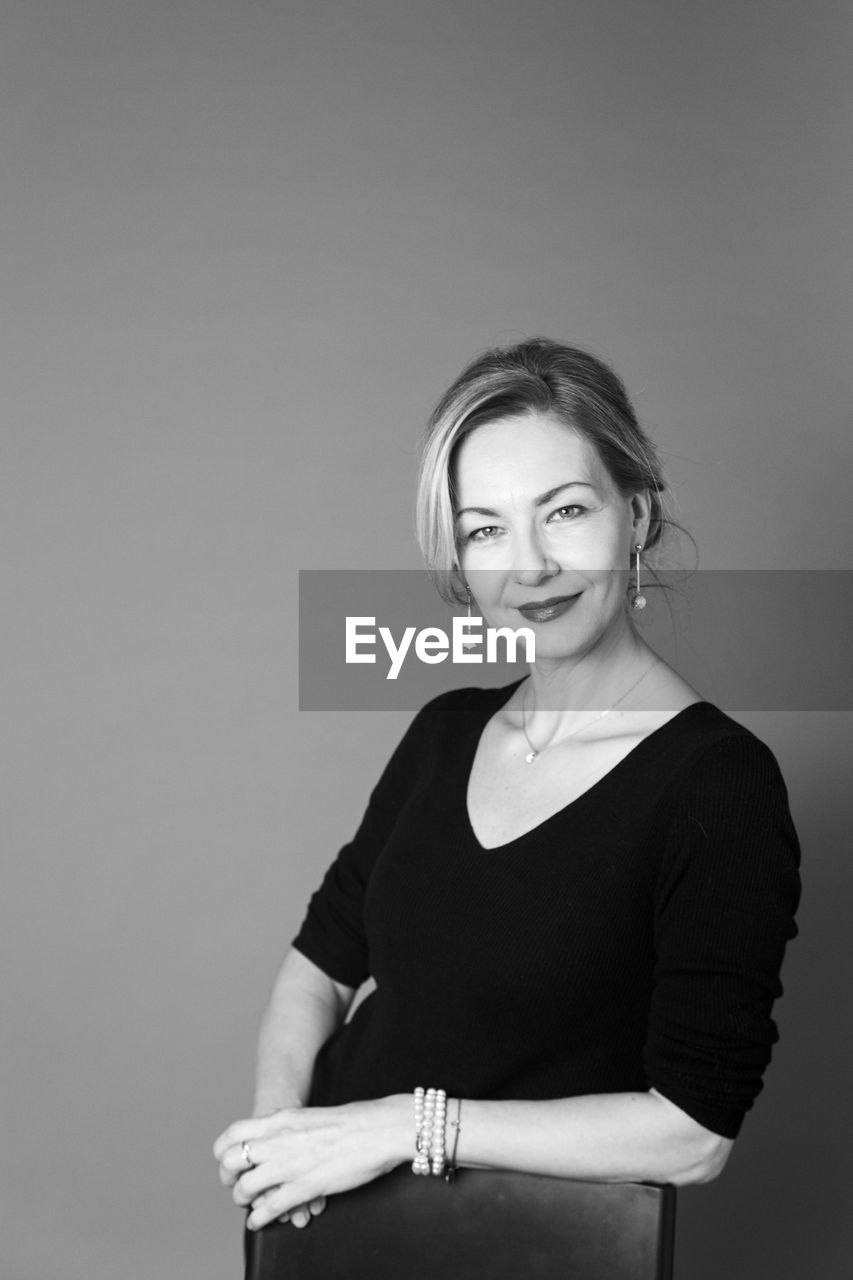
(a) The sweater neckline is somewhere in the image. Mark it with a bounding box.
[462,682,714,852]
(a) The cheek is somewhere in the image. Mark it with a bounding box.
[581,569,631,608]
[565,518,626,568]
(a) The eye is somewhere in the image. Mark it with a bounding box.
[465,525,501,543]
[548,505,585,522]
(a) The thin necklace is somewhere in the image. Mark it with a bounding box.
[520,660,659,764]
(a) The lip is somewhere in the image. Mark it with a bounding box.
[515,593,581,623]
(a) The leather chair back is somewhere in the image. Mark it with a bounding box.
[245,1166,676,1279]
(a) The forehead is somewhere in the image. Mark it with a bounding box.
[453,411,607,499]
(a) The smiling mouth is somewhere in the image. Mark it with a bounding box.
[516,594,581,623]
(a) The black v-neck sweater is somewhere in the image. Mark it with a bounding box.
[292,683,801,1139]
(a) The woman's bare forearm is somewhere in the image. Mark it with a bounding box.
[432,1089,733,1186]
[252,947,355,1117]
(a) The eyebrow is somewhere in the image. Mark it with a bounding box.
[454,480,596,522]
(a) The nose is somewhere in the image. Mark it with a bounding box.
[510,523,560,587]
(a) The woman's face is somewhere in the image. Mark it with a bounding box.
[453,412,650,662]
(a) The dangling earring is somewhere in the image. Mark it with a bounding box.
[630,543,647,611]
[461,587,478,648]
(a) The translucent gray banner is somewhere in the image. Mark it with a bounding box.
[298,569,852,711]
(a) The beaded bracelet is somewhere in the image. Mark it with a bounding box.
[411,1086,447,1176]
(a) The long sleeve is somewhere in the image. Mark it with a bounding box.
[291,692,453,987]
[643,733,802,1138]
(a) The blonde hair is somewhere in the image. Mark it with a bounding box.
[415,338,674,605]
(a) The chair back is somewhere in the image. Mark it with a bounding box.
[244,1166,676,1280]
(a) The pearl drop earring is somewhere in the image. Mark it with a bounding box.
[630,543,647,610]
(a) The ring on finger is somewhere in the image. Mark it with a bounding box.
[241,1141,255,1169]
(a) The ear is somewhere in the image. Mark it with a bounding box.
[629,490,652,548]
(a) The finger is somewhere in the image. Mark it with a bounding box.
[286,1198,324,1228]
[229,1143,286,1206]
[213,1114,283,1161]
[220,1138,272,1179]
[286,1199,323,1227]
[219,1155,253,1189]
[277,1192,320,1223]
[276,1202,311,1229]
[232,1147,297,1208]
[247,1184,313,1232]
[219,1143,254,1187]
[218,1149,254,1190]
[233,1168,271,1208]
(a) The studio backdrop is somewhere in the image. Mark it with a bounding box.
[1,3,850,1279]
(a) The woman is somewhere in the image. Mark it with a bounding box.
[213,339,801,1247]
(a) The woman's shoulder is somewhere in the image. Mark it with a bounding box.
[648,701,797,838]
[651,706,802,906]
[659,700,783,766]
[631,662,782,765]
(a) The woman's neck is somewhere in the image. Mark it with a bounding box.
[522,627,656,717]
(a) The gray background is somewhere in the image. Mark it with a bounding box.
[2,2,850,1277]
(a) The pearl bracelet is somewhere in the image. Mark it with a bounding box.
[412,1086,447,1176]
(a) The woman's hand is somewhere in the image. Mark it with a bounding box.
[213,1096,410,1231]
[247,1103,323,1229]
[217,1102,325,1229]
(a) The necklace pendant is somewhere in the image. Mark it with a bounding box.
[525,749,538,764]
